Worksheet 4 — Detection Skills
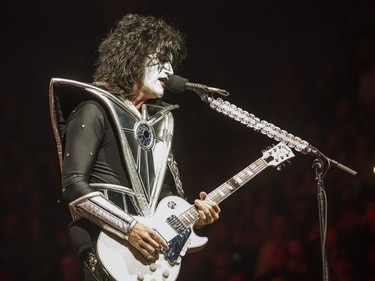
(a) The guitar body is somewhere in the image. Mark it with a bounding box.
[96,143,294,281]
[97,196,208,281]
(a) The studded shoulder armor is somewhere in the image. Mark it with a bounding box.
[49,78,185,216]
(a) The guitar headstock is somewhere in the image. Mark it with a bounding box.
[262,142,295,168]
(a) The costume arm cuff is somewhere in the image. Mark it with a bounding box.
[69,191,137,240]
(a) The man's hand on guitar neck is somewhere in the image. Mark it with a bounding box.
[128,223,169,261]
[194,191,221,229]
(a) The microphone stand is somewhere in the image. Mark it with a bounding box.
[309,147,331,281]
[190,88,357,281]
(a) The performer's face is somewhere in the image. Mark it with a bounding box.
[142,52,174,99]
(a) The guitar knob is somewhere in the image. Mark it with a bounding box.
[137,274,144,280]
[162,270,170,278]
[149,263,157,272]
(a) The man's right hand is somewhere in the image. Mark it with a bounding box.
[127,222,169,260]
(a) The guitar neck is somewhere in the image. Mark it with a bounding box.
[178,157,268,227]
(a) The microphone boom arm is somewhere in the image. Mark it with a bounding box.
[194,93,356,176]
[190,84,357,281]
[202,95,310,153]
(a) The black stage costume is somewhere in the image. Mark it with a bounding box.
[50,79,185,280]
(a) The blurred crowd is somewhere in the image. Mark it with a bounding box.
[1,1,374,280]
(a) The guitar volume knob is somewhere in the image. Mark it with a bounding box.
[149,263,157,272]
[137,274,144,280]
[163,270,170,278]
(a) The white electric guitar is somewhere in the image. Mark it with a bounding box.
[97,142,294,281]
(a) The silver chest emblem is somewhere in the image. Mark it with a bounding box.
[135,122,155,149]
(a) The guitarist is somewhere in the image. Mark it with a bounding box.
[50,14,221,280]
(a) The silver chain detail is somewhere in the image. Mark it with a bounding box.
[208,97,310,154]
[87,252,98,272]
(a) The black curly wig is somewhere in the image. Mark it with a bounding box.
[93,14,187,98]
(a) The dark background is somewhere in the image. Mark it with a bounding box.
[1,1,374,280]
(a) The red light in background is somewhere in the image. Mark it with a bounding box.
[368,209,375,219]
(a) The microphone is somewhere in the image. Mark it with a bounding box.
[166,75,229,96]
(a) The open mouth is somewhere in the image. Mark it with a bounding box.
[159,77,168,87]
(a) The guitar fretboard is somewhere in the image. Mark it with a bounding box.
[178,158,268,227]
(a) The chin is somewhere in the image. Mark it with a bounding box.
[154,92,164,99]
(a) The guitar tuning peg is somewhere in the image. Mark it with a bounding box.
[262,147,271,153]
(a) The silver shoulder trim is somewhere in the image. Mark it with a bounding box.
[84,87,150,216]
[49,78,149,216]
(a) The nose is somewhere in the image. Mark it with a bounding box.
[162,62,173,74]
